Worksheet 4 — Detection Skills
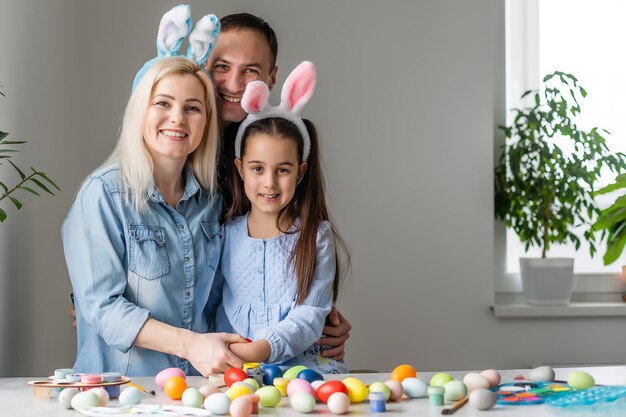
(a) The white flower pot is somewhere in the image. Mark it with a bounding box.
[519,257,574,305]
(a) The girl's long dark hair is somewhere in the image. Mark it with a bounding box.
[225,118,350,304]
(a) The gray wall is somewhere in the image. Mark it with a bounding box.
[0,0,623,377]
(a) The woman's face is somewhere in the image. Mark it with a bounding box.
[235,133,307,220]
[143,73,207,166]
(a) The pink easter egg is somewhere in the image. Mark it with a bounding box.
[287,378,315,397]
[155,367,186,389]
[230,395,253,417]
[199,385,221,398]
[384,380,404,401]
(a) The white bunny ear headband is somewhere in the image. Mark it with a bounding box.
[132,4,220,91]
[235,61,316,162]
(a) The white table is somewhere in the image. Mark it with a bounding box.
[2,367,626,416]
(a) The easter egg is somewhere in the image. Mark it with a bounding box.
[225,384,254,400]
[256,385,282,407]
[273,377,289,396]
[182,387,204,408]
[58,387,79,409]
[430,372,454,387]
[155,367,186,389]
[444,380,467,401]
[327,392,350,414]
[262,364,283,385]
[401,377,427,398]
[90,387,109,406]
[529,365,555,382]
[463,373,490,392]
[287,378,315,397]
[311,380,326,391]
[242,378,260,390]
[71,391,100,410]
[480,369,501,387]
[164,376,187,400]
[298,369,324,383]
[224,367,248,387]
[390,364,417,382]
[368,381,391,401]
[204,392,231,415]
[567,371,595,389]
[199,384,221,398]
[342,377,369,403]
[283,365,308,380]
[384,380,404,401]
[230,396,253,417]
[290,391,316,413]
[468,388,497,410]
[119,387,142,405]
[232,381,257,393]
[316,380,348,403]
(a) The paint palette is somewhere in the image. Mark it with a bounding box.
[493,382,574,405]
[545,386,626,408]
[27,376,130,389]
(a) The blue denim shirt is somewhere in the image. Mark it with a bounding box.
[215,214,348,373]
[62,164,223,376]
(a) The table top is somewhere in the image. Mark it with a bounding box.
[2,366,626,416]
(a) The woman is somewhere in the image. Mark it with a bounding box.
[62,57,244,376]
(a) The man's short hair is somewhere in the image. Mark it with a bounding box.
[220,13,278,68]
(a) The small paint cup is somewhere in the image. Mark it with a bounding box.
[428,386,445,406]
[369,392,387,412]
[273,378,289,396]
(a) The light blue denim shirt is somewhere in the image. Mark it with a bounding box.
[216,214,348,373]
[62,164,223,376]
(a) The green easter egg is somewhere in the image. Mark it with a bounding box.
[567,371,595,389]
[368,382,391,400]
[181,388,204,408]
[256,386,282,407]
[444,380,467,401]
[430,372,454,387]
[283,365,308,380]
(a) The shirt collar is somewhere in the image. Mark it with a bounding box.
[148,165,201,204]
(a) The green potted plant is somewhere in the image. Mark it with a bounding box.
[591,174,626,265]
[1,88,60,222]
[494,71,626,305]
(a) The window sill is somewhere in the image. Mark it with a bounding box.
[493,293,626,317]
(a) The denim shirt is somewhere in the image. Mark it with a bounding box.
[62,164,222,376]
[216,214,347,373]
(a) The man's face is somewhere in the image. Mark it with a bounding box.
[207,29,277,126]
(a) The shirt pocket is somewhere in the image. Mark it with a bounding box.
[129,225,171,280]
[201,221,222,271]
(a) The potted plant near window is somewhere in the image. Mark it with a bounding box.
[0,88,60,222]
[494,71,626,305]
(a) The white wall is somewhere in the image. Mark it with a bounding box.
[0,0,624,377]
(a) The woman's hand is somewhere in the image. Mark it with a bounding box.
[317,307,351,360]
[183,332,247,376]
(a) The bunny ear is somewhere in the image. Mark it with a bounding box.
[156,4,192,57]
[241,81,271,114]
[187,14,220,66]
[280,61,316,114]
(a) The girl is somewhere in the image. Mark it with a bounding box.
[216,61,349,373]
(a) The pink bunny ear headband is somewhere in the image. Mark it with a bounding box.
[235,61,316,162]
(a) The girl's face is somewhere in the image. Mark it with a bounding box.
[235,133,307,220]
[143,73,207,165]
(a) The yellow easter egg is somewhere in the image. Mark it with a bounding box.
[224,384,253,400]
[342,377,369,403]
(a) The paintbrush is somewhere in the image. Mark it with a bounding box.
[442,396,468,415]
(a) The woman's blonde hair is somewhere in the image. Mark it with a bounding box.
[102,56,219,211]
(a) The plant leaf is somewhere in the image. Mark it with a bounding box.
[0,207,6,222]
[29,177,54,195]
[18,185,40,196]
[8,160,25,179]
[8,196,22,210]
[0,131,8,141]
[37,172,61,191]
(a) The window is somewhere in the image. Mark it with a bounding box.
[505,0,626,277]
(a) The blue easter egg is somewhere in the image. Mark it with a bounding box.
[297,369,324,383]
[262,365,283,386]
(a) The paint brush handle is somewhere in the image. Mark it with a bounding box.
[442,396,468,415]
[127,381,156,395]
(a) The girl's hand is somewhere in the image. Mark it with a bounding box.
[317,307,351,360]
[183,332,246,376]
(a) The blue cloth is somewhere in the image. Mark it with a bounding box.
[216,213,348,373]
[62,164,223,376]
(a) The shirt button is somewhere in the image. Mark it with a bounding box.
[179,224,184,229]
[184,256,190,262]
[186,290,191,297]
